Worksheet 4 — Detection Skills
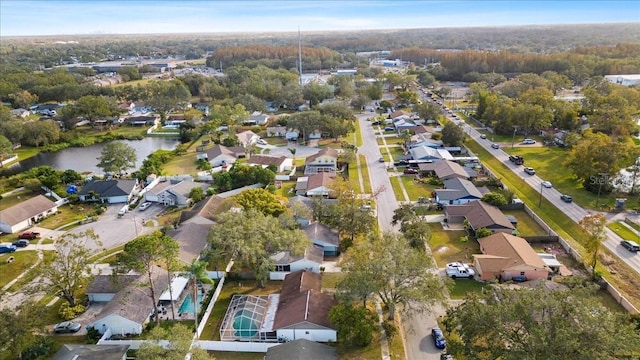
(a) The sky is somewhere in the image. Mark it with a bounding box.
[1,0,639,37]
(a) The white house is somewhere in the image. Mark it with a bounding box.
[304,148,338,175]
[10,108,30,118]
[86,275,138,303]
[604,74,640,87]
[296,173,336,197]
[86,268,169,336]
[435,178,483,205]
[198,144,245,167]
[143,179,208,206]
[273,271,337,342]
[249,111,270,125]
[0,195,58,233]
[266,126,287,137]
[269,245,324,280]
[247,155,293,173]
[236,130,260,147]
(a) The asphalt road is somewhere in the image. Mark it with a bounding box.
[469,128,640,276]
[357,112,446,360]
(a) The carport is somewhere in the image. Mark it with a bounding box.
[159,276,189,301]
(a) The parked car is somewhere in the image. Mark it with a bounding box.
[0,244,17,253]
[384,126,395,132]
[12,239,29,248]
[541,181,552,188]
[431,327,447,349]
[18,231,40,240]
[257,139,267,145]
[403,168,418,175]
[138,202,152,211]
[394,160,409,166]
[446,266,475,279]
[522,138,536,144]
[480,134,487,139]
[53,321,82,334]
[524,167,536,175]
[371,121,381,125]
[621,240,640,252]
[378,157,385,163]
[560,194,573,203]
[491,143,500,149]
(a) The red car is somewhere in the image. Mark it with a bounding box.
[404,168,418,175]
[18,231,41,240]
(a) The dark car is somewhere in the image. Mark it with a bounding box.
[0,244,17,254]
[371,121,381,126]
[491,143,500,149]
[404,168,418,175]
[621,240,640,252]
[12,239,29,248]
[384,126,395,132]
[53,321,82,334]
[18,231,40,240]
[394,160,409,166]
[431,327,446,349]
[560,194,573,203]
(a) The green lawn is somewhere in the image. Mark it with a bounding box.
[7,251,55,292]
[0,251,39,288]
[400,176,437,201]
[321,272,344,289]
[465,140,640,308]
[504,146,639,210]
[428,224,477,267]
[448,279,488,300]
[389,176,408,202]
[36,204,83,230]
[208,352,263,360]
[502,209,547,236]
[0,188,43,210]
[607,222,640,242]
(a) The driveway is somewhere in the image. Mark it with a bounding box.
[267,142,320,159]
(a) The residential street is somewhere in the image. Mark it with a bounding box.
[357,113,446,360]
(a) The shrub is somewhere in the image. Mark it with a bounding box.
[382,320,397,339]
[58,303,86,320]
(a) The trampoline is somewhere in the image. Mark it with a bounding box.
[233,310,259,337]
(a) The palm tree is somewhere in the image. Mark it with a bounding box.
[185,260,214,339]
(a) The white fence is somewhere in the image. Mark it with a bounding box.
[195,260,234,338]
[195,340,279,352]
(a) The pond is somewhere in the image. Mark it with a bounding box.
[3,137,181,175]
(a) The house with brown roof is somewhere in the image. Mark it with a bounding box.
[474,233,550,282]
[178,195,226,224]
[247,155,293,173]
[273,270,337,342]
[419,160,473,181]
[270,245,324,280]
[236,130,260,147]
[167,222,211,264]
[444,201,516,235]
[304,148,338,175]
[0,195,58,233]
[296,173,336,197]
[86,267,170,336]
[198,144,245,167]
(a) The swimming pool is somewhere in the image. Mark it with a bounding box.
[179,292,204,314]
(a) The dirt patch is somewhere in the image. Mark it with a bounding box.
[435,246,450,254]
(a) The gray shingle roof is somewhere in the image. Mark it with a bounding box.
[78,179,137,198]
[87,275,138,295]
[167,222,211,264]
[51,344,130,360]
[0,195,57,226]
[265,339,338,360]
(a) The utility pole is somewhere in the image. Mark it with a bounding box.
[538,181,543,207]
[298,27,303,87]
[511,126,518,148]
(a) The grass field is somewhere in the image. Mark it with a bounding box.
[504,146,640,210]
[608,222,640,242]
[429,224,476,267]
[0,251,39,288]
[502,209,547,236]
[465,140,640,308]
[448,279,488,299]
[399,176,437,201]
[321,272,344,289]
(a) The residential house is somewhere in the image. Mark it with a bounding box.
[249,111,270,126]
[123,115,157,126]
[273,270,337,342]
[418,160,474,181]
[434,178,483,205]
[86,275,138,303]
[166,115,187,126]
[178,195,226,225]
[286,129,300,141]
[270,245,324,280]
[143,179,208,206]
[198,144,245,167]
[247,155,293,173]
[51,344,130,360]
[167,222,211,264]
[78,179,138,204]
[444,200,516,235]
[304,148,338,175]
[236,130,260,147]
[308,129,322,140]
[194,103,210,116]
[118,101,136,113]
[407,133,443,149]
[131,103,152,114]
[267,126,287,137]
[394,119,417,132]
[86,268,170,336]
[0,195,58,233]
[296,173,336,197]
[264,339,338,360]
[304,222,340,256]
[389,110,411,120]
[474,233,551,281]
[10,108,30,118]
[409,145,451,162]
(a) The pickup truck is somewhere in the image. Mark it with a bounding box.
[508,155,524,165]
[18,231,41,240]
[446,266,476,279]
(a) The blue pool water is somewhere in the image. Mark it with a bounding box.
[179,292,204,314]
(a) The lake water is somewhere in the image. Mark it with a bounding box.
[3,137,180,175]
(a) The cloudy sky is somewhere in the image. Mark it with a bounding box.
[1,0,639,37]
